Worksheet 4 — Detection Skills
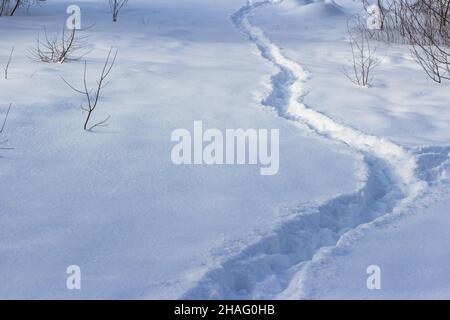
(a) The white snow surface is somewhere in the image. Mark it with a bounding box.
[0,0,449,299]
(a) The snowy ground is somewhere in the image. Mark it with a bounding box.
[0,0,449,299]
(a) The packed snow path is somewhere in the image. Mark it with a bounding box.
[183,0,450,299]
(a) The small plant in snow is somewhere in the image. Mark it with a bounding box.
[62,48,118,131]
[341,19,381,87]
[30,25,87,64]
[109,0,128,22]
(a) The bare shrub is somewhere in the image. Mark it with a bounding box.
[62,48,118,131]
[1,0,22,16]
[341,19,381,87]
[109,0,128,22]
[401,0,450,82]
[30,26,87,64]
[0,0,42,16]
[356,1,450,83]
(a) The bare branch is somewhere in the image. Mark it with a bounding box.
[62,48,118,131]
[3,47,14,80]
[0,103,13,151]
[109,0,128,22]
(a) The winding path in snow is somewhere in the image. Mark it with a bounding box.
[183,0,450,299]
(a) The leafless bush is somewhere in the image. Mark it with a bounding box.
[30,26,87,64]
[3,47,13,79]
[342,18,381,87]
[0,0,42,16]
[358,1,450,83]
[1,0,22,16]
[109,0,128,22]
[62,48,118,131]
[0,103,13,150]
[401,0,450,82]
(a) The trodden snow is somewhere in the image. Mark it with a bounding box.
[0,0,449,299]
